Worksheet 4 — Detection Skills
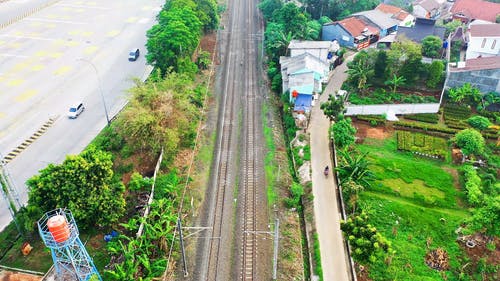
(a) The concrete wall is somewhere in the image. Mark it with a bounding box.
[447,68,500,93]
[345,103,440,115]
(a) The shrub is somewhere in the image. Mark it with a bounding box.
[467,116,492,131]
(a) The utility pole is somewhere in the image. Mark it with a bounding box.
[77,58,110,126]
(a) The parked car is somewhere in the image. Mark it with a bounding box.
[68,102,85,119]
[128,48,140,61]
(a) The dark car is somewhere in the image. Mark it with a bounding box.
[128,48,140,61]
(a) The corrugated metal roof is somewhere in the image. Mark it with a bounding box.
[288,40,333,49]
[353,10,399,29]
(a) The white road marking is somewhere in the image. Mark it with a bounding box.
[0,34,55,41]
[0,54,29,58]
[138,18,150,24]
[24,18,87,25]
[56,3,110,10]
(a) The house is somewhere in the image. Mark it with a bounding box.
[288,40,339,64]
[412,0,441,19]
[353,9,400,37]
[396,18,446,43]
[466,23,500,59]
[450,0,500,23]
[280,53,329,111]
[322,17,380,49]
[446,56,500,93]
[375,3,415,27]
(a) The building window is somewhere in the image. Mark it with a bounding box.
[492,40,497,49]
[481,38,486,48]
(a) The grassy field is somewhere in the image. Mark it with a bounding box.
[355,137,470,280]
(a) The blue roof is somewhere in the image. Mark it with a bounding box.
[294,94,312,112]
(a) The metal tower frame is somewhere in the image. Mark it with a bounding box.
[38,208,102,281]
[0,155,22,222]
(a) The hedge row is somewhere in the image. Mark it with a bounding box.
[404,113,439,124]
[445,118,469,130]
[356,115,386,125]
[396,130,448,159]
[394,120,458,135]
[443,104,471,120]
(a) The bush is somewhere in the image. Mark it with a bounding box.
[404,113,439,124]
[467,116,492,131]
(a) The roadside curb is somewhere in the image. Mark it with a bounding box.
[0,0,61,30]
[2,116,59,164]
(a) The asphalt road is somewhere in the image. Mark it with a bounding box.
[0,0,162,231]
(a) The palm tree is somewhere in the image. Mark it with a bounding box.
[385,74,406,93]
[336,148,374,187]
[346,63,372,93]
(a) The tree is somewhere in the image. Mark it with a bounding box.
[384,74,406,93]
[453,128,485,156]
[265,23,291,58]
[467,116,492,131]
[342,179,364,214]
[194,0,219,32]
[426,60,444,88]
[346,52,374,92]
[27,146,126,229]
[258,0,282,21]
[271,3,309,38]
[421,35,443,58]
[146,2,202,75]
[387,39,422,85]
[116,72,200,159]
[330,116,357,149]
[374,50,388,80]
[341,211,391,263]
[320,94,346,121]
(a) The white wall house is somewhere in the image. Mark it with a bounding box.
[412,0,440,19]
[466,23,500,59]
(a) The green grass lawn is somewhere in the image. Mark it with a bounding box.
[355,137,470,280]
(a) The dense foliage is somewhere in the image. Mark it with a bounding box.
[421,35,442,58]
[25,146,125,230]
[146,0,218,75]
[453,128,485,156]
[330,116,356,149]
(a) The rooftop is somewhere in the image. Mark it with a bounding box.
[396,18,446,42]
[451,0,500,22]
[288,40,333,49]
[450,56,500,71]
[353,9,400,29]
[414,0,440,12]
[469,23,500,37]
[333,17,380,37]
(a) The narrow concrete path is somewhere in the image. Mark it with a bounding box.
[310,57,351,281]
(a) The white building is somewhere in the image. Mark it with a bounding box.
[466,23,500,59]
[412,0,441,19]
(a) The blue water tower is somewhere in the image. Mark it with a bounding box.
[38,208,102,281]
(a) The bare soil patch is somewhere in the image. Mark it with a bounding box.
[353,120,393,141]
[0,271,42,281]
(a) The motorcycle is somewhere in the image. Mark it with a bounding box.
[324,166,329,177]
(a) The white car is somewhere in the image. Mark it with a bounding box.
[68,102,85,119]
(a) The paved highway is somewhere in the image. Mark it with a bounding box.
[0,0,162,231]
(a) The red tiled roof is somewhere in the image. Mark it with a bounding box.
[375,3,411,21]
[469,24,500,37]
[451,56,500,71]
[376,3,402,14]
[337,17,379,37]
[451,0,500,22]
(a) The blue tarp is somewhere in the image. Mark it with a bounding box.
[294,94,312,112]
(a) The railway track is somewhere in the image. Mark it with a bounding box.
[197,0,266,277]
